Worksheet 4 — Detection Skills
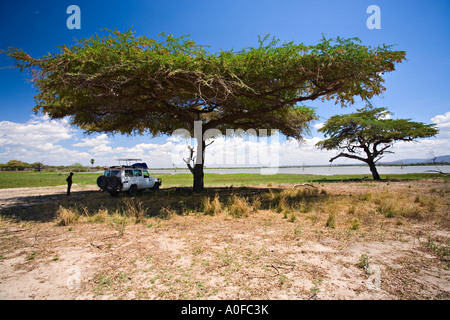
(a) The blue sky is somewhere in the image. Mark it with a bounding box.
[0,0,449,167]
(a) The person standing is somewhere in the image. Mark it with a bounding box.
[66,172,73,196]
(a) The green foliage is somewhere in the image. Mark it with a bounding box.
[325,213,337,228]
[316,107,438,179]
[317,107,438,152]
[2,160,32,171]
[359,253,371,271]
[5,30,405,140]
[27,251,38,261]
[310,278,323,298]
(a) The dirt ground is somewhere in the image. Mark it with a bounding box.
[0,180,449,300]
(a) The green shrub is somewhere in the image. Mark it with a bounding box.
[325,213,336,228]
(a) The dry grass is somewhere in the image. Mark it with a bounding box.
[51,182,449,236]
[121,198,147,223]
[228,195,251,218]
[0,180,449,300]
[55,205,79,226]
[201,194,223,216]
[54,198,148,235]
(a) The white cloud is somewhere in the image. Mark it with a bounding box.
[378,111,391,120]
[1,111,448,168]
[0,115,90,165]
[168,134,335,167]
[371,111,449,162]
[432,111,450,126]
[73,134,110,147]
[313,122,324,130]
[0,115,73,146]
[432,111,450,138]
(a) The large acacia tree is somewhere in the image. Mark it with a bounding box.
[6,30,406,192]
[316,107,438,180]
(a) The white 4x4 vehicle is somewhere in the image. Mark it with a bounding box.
[96,160,161,197]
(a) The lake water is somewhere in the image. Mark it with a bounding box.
[150,165,450,176]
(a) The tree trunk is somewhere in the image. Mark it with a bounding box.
[367,159,381,181]
[192,134,205,193]
[192,163,204,193]
[184,122,207,193]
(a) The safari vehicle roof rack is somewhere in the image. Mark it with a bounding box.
[117,158,143,166]
[116,159,148,169]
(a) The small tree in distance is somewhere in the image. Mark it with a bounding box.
[316,107,438,180]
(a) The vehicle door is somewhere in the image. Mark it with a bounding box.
[142,170,152,188]
[123,169,133,190]
[133,169,143,189]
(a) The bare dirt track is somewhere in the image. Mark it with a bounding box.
[0,180,449,300]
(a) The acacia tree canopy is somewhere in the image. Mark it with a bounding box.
[316,107,439,180]
[6,29,406,191]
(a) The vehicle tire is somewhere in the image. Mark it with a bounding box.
[128,185,137,197]
[153,183,160,191]
[108,176,119,189]
[97,176,107,190]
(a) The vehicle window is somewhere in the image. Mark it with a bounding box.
[125,170,133,177]
[111,171,121,177]
[104,170,110,177]
[133,170,141,177]
[143,170,149,178]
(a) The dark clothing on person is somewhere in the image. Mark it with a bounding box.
[66,173,73,196]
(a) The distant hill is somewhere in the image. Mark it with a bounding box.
[384,155,450,165]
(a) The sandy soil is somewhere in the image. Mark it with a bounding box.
[0,181,449,300]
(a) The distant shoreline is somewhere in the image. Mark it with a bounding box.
[152,163,450,170]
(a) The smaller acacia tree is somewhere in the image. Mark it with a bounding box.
[316,107,438,180]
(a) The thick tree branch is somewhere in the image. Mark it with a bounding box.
[329,152,368,163]
[183,145,196,174]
